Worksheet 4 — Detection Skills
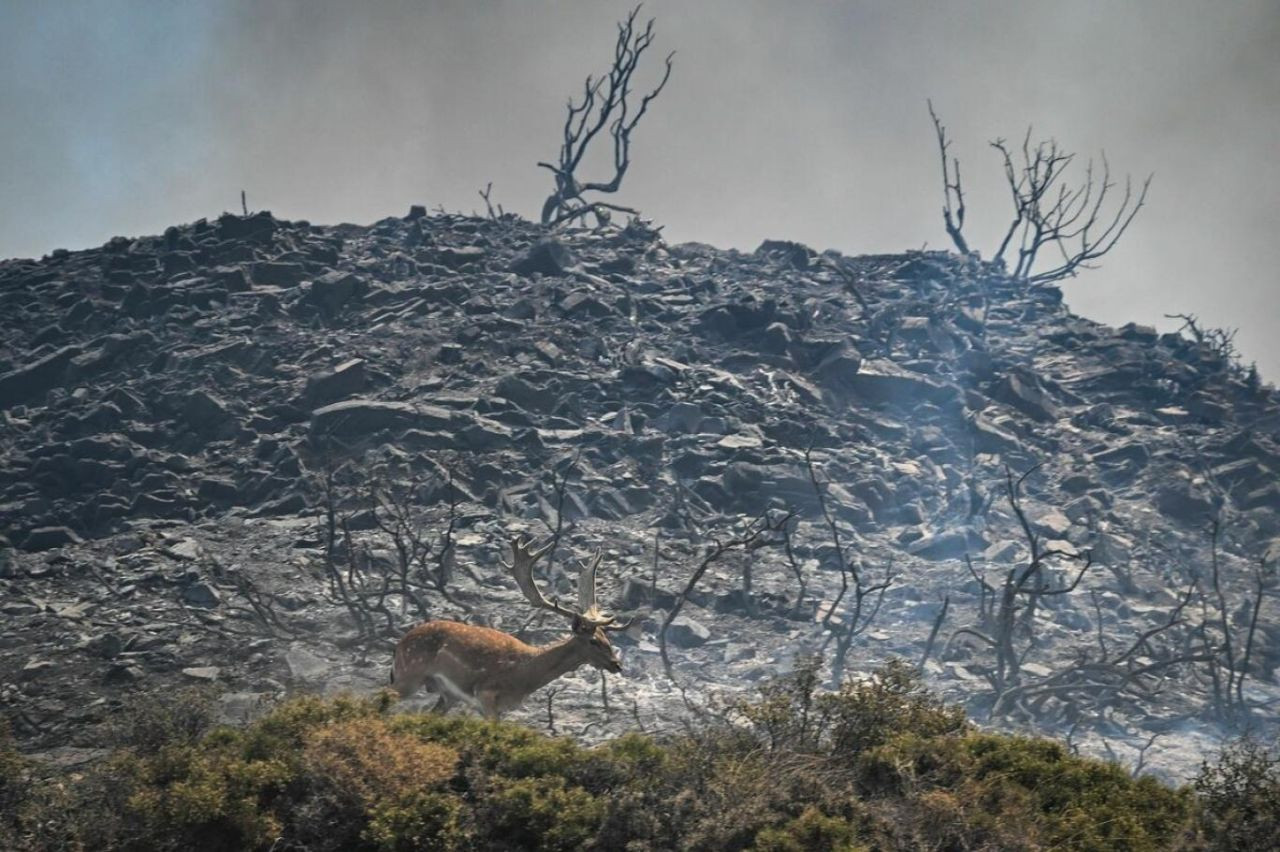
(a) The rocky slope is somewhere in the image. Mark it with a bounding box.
[1,208,1276,781]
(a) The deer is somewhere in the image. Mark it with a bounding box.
[391,535,630,718]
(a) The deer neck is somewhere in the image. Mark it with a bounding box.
[510,636,587,696]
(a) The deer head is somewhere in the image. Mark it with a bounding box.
[505,535,629,673]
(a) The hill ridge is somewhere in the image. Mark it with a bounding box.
[0,208,1276,782]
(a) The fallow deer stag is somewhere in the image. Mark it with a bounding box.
[391,535,629,718]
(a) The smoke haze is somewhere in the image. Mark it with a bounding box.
[2,0,1277,377]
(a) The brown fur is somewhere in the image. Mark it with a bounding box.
[392,619,620,718]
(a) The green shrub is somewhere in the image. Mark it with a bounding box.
[858,732,1195,850]
[474,776,603,851]
[304,717,458,806]
[736,657,967,758]
[751,806,863,852]
[304,717,462,850]
[0,722,29,848]
[736,653,829,752]
[114,692,466,852]
[390,711,586,778]
[364,790,465,852]
[0,666,1225,851]
[823,659,967,758]
[1195,736,1280,851]
[123,733,295,850]
[238,689,391,762]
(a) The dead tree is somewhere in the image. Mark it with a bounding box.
[366,463,468,615]
[1194,518,1273,724]
[929,103,1151,285]
[1102,732,1163,779]
[804,442,895,684]
[779,513,810,613]
[309,455,386,640]
[928,100,969,256]
[478,182,505,221]
[539,452,581,578]
[331,517,385,640]
[1165,312,1251,381]
[538,5,674,227]
[987,579,1205,722]
[918,595,951,671]
[227,571,297,639]
[200,557,297,639]
[945,470,1250,726]
[368,470,434,617]
[946,466,1093,712]
[310,456,469,643]
[658,510,793,679]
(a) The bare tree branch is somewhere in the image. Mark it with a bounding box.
[539,5,674,226]
[927,103,1151,285]
[658,510,792,679]
[928,99,969,255]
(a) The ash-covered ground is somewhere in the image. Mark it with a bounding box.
[1,208,1277,782]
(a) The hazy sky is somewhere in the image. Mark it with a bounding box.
[2,1,1277,378]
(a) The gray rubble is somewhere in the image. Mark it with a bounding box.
[0,208,1277,783]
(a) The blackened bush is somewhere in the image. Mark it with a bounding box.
[108,686,218,755]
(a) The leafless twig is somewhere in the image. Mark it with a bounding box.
[658,510,792,679]
[478,182,504,221]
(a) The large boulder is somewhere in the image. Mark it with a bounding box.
[0,345,81,409]
[850,358,951,405]
[308,270,367,316]
[993,369,1061,422]
[512,240,574,277]
[303,359,367,405]
[20,526,83,552]
[310,400,452,438]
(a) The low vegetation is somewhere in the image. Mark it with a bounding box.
[3,662,1275,850]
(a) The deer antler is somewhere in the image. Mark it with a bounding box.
[577,549,632,631]
[505,535,578,620]
[506,537,629,630]
[577,550,602,615]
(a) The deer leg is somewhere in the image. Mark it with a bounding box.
[476,689,503,720]
[431,673,485,716]
[427,677,459,714]
[392,668,427,700]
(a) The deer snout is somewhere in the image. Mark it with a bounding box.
[596,647,622,673]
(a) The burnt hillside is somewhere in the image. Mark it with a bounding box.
[0,208,1276,780]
